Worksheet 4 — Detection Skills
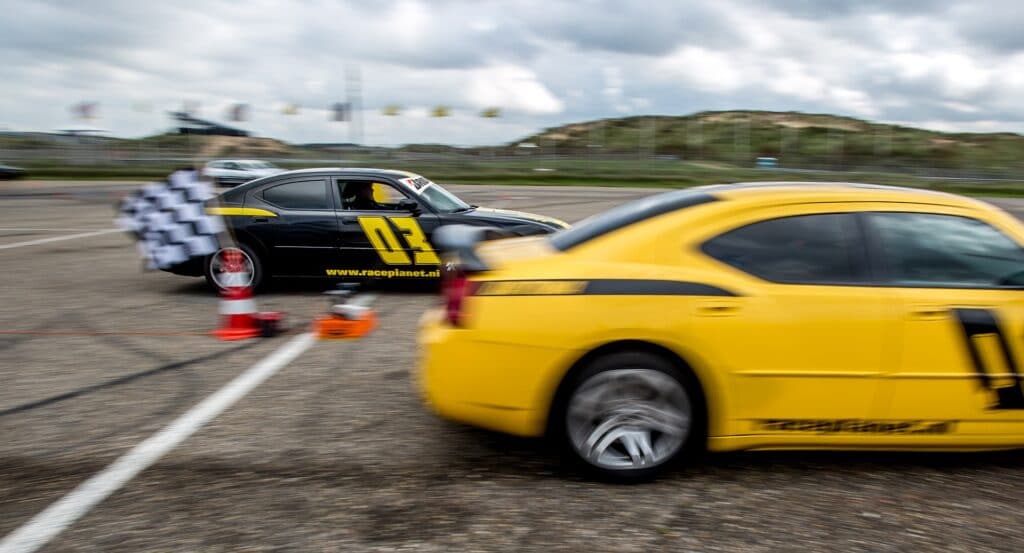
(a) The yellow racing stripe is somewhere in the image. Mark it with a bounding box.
[205,207,278,217]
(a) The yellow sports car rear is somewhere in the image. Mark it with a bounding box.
[418,182,1024,480]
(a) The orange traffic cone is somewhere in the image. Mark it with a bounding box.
[213,285,262,340]
[313,289,377,339]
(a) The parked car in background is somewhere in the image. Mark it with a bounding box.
[0,163,26,179]
[202,159,283,187]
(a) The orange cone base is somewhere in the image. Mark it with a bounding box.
[212,326,263,341]
[314,312,377,339]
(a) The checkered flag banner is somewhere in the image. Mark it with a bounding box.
[116,169,225,269]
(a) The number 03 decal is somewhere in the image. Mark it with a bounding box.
[358,216,441,266]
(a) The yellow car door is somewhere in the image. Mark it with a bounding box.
[690,205,900,443]
[865,209,1024,445]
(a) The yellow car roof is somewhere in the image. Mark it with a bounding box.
[551,182,998,253]
[702,181,982,209]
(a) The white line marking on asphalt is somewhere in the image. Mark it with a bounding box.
[0,229,120,251]
[0,332,317,553]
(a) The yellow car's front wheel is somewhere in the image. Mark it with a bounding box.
[555,351,696,481]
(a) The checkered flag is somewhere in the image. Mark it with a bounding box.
[117,169,225,270]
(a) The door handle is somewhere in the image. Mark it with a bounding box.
[695,301,740,316]
[253,217,270,223]
[340,216,356,224]
[909,306,948,320]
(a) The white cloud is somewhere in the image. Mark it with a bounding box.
[4,0,1024,143]
[892,119,1021,133]
[465,65,564,115]
[602,66,633,113]
[940,101,981,114]
[935,53,992,98]
[766,60,827,102]
[656,47,744,92]
[386,0,430,49]
[828,87,878,117]
[889,53,935,80]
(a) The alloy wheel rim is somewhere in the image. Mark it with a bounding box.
[567,368,691,470]
[211,247,254,289]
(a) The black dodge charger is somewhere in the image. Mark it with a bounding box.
[166,168,569,291]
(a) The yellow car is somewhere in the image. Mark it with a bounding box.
[417,182,1024,480]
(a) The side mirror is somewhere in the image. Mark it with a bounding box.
[397,198,421,214]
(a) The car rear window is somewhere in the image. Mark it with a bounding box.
[702,213,865,284]
[262,179,330,210]
[218,186,246,204]
[549,190,718,251]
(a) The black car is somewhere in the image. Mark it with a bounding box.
[166,168,569,291]
[0,163,26,180]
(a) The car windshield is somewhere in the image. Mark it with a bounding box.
[419,183,472,213]
[243,161,273,169]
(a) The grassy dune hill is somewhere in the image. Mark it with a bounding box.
[5,112,1024,196]
[521,110,1024,173]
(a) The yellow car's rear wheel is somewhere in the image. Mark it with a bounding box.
[557,351,693,481]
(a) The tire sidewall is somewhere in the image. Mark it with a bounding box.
[552,351,698,482]
[204,243,264,293]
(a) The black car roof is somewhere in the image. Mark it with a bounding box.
[220,168,417,199]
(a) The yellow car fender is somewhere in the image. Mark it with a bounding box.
[533,327,732,440]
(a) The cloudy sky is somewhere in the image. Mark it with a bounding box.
[3,0,1024,145]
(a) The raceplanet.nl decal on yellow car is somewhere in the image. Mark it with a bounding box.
[757,419,957,434]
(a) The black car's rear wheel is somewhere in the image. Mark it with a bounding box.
[204,244,264,292]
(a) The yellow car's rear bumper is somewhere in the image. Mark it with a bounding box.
[416,308,573,437]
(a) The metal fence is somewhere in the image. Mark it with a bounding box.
[3,138,1024,182]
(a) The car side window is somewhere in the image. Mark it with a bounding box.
[338,180,409,211]
[702,213,864,284]
[262,179,330,210]
[867,212,1024,288]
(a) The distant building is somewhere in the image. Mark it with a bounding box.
[55,128,109,137]
[170,111,249,137]
[298,142,363,150]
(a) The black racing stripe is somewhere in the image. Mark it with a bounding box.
[473,279,737,297]
[583,279,736,297]
[952,307,1024,410]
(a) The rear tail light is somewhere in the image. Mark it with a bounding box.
[441,266,477,326]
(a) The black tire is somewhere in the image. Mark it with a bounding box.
[550,351,701,482]
[204,243,265,293]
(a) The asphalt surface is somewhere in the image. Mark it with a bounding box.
[3,179,1024,552]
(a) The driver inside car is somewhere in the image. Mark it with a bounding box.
[343,182,394,210]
